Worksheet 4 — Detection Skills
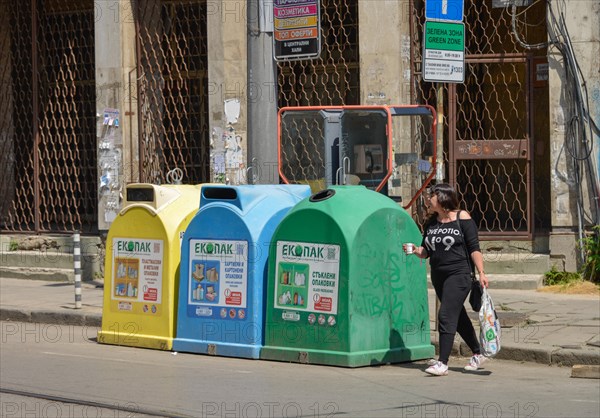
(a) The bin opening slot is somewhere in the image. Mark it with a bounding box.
[203,187,238,200]
[127,187,154,202]
[310,189,335,202]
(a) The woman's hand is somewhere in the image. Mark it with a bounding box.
[403,244,427,259]
[479,272,489,288]
[471,251,488,287]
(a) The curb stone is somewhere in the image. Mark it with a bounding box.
[552,348,600,367]
[493,343,552,364]
[0,308,101,328]
[1,307,598,367]
[571,365,600,379]
[437,336,598,366]
[0,308,32,323]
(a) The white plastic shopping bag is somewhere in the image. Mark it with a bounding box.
[478,288,501,357]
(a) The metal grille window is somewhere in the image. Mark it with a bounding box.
[135,0,209,185]
[277,0,360,107]
[279,109,329,192]
[0,0,97,233]
[454,60,530,234]
[410,0,549,237]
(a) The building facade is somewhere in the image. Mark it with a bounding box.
[0,0,598,272]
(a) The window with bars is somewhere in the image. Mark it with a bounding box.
[0,0,97,233]
[277,0,360,107]
[410,0,550,237]
[135,0,210,185]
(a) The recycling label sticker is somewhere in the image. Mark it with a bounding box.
[274,241,340,315]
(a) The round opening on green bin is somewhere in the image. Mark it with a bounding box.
[309,189,336,202]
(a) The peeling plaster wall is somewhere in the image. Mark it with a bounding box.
[211,98,245,184]
[208,2,248,185]
[359,0,409,105]
[548,1,599,271]
[592,79,600,197]
[358,1,418,199]
[94,1,139,231]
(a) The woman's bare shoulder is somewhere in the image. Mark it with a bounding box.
[458,209,472,220]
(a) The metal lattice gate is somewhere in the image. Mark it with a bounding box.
[411,0,549,238]
[0,0,97,234]
[135,0,210,185]
[277,0,360,107]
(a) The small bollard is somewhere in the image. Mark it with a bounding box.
[73,232,82,309]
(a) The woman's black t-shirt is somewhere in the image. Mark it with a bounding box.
[421,215,481,277]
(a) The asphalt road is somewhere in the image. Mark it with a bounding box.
[1,322,599,418]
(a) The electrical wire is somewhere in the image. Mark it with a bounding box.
[510,0,600,266]
[512,0,545,17]
[548,0,600,264]
[510,2,550,50]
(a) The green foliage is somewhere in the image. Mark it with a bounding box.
[543,266,581,286]
[580,225,600,283]
[546,226,600,286]
[8,239,18,251]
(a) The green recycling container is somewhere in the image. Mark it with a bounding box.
[261,186,434,367]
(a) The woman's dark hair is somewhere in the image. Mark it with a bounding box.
[422,183,462,229]
[430,183,460,211]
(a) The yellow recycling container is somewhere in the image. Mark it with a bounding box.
[97,183,202,350]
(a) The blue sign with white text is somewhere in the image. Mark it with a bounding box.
[425,0,464,22]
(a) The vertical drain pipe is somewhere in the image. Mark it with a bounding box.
[73,232,82,309]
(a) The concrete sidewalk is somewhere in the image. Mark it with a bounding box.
[0,277,598,367]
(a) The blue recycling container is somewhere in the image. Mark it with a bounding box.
[173,184,311,358]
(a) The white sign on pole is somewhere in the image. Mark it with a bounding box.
[423,21,465,83]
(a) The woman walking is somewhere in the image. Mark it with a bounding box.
[404,183,489,376]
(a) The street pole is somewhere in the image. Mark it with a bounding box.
[436,83,445,183]
[73,232,82,309]
[247,0,279,185]
[434,82,445,331]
